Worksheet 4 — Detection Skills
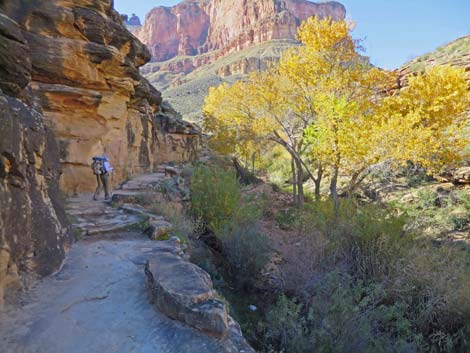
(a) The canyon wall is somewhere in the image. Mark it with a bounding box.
[134,0,345,63]
[133,0,346,119]
[0,0,199,305]
[2,0,199,195]
[0,10,71,306]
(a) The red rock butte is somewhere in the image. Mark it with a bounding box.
[133,0,346,62]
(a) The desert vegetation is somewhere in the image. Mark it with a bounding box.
[191,17,470,353]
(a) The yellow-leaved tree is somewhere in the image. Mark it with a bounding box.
[380,65,469,172]
[203,16,470,210]
[282,17,394,210]
[203,71,318,206]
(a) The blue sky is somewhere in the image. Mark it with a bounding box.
[114,0,470,69]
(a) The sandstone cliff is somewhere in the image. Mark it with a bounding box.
[133,0,345,119]
[2,0,199,195]
[0,0,199,305]
[0,10,71,306]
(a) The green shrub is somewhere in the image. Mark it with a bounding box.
[262,273,425,353]
[306,200,410,282]
[451,214,470,231]
[263,295,311,353]
[388,243,470,352]
[190,165,241,234]
[417,189,439,208]
[449,190,470,210]
[151,202,196,241]
[333,207,409,282]
[218,219,272,289]
[190,164,271,289]
[275,207,301,230]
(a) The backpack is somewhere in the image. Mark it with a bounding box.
[91,156,105,175]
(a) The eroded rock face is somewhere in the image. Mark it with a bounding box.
[0,11,70,306]
[135,0,345,63]
[1,0,199,194]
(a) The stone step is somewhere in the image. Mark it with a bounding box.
[67,207,117,218]
[90,214,140,227]
[121,173,167,190]
[111,191,144,205]
[85,218,141,236]
[119,203,155,217]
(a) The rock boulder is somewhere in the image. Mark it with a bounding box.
[145,241,256,351]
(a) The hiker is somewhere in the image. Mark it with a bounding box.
[92,155,113,200]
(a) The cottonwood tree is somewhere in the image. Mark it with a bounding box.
[203,71,318,206]
[203,17,470,211]
[281,17,393,211]
[380,65,469,172]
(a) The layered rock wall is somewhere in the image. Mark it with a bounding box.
[134,0,345,118]
[2,0,199,195]
[0,0,199,305]
[0,11,71,306]
[135,0,345,63]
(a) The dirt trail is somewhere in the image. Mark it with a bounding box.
[0,192,241,353]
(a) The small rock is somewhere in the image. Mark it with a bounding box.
[452,167,470,184]
[164,166,179,177]
[400,194,415,203]
[436,183,455,194]
[248,305,257,312]
[146,218,173,240]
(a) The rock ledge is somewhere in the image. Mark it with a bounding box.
[145,241,256,352]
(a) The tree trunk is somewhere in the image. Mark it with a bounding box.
[347,168,369,198]
[314,165,323,201]
[330,166,339,215]
[291,157,297,202]
[232,157,261,185]
[251,153,256,174]
[296,158,304,208]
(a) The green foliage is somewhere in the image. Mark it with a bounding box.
[275,207,301,230]
[281,200,470,352]
[451,190,470,210]
[306,200,410,282]
[416,189,439,208]
[151,202,198,242]
[451,214,470,231]
[387,243,470,352]
[218,219,272,289]
[262,273,424,353]
[406,36,470,73]
[263,295,311,352]
[388,186,470,239]
[190,164,271,289]
[190,165,241,234]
